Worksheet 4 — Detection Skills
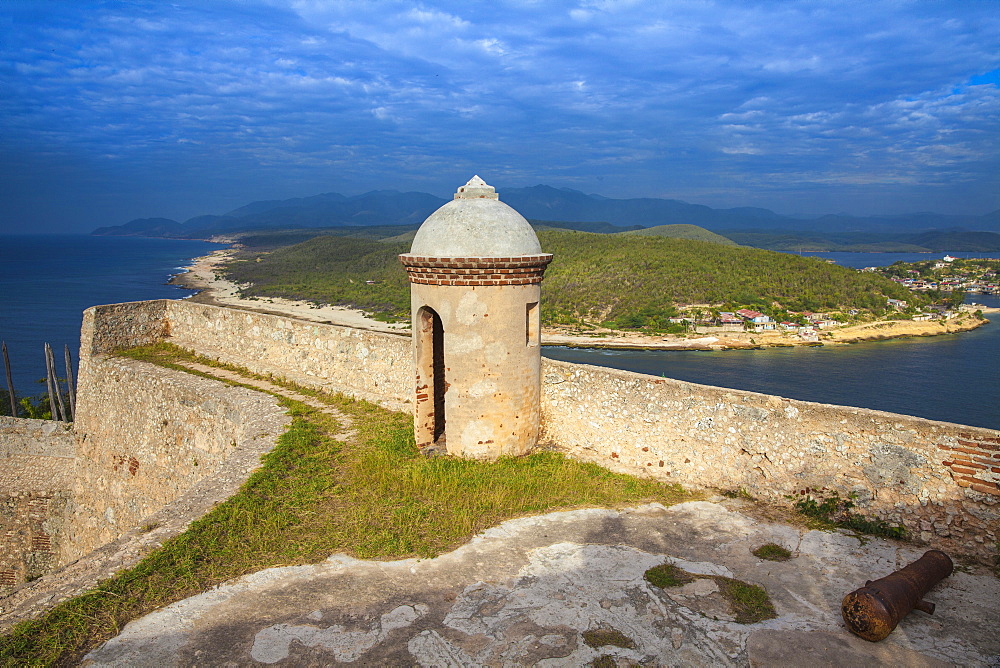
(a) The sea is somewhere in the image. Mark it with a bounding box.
[0,235,226,401]
[544,250,1000,430]
[1,236,997,429]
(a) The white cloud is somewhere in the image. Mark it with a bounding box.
[1,0,998,227]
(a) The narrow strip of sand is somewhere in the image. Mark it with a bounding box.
[170,248,992,349]
[170,249,411,335]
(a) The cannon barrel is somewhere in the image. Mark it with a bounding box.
[841,549,953,642]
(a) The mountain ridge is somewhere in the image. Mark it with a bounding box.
[91,185,1000,241]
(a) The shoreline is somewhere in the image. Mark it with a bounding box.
[170,248,994,350]
[540,313,992,351]
[169,248,411,335]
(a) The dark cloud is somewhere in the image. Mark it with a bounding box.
[1,0,997,232]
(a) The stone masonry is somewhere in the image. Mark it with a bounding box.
[399,176,553,458]
[5,295,997,587]
[0,417,75,597]
[539,359,999,560]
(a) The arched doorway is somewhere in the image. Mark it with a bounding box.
[415,306,445,448]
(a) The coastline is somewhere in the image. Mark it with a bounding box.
[169,248,411,335]
[541,314,991,351]
[170,248,993,350]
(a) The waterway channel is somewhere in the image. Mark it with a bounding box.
[543,261,1000,430]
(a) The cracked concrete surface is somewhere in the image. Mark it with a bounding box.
[82,501,1000,667]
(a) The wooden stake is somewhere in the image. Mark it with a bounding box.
[2,341,16,418]
[45,343,67,422]
[44,343,59,420]
[64,344,76,422]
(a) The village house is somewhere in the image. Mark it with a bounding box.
[713,312,744,331]
[735,308,776,330]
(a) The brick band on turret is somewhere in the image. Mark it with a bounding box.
[399,254,553,286]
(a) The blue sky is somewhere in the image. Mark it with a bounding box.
[2,0,998,233]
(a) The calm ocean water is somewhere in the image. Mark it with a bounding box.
[543,249,1000,430]
[1,238,996,429]
[0,235,225,398]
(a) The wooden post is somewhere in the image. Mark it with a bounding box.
[45,343,67,422]
[44,343,59,420]
[2,341,16,418]
[64,345,76,422]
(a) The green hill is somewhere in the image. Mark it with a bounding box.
[221,231,927,325]
[536,231,923,324]
[617,224,736,245]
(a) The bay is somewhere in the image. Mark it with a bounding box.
[544,289,1000,430]
[1,239,996,429]
[0,234,225,399]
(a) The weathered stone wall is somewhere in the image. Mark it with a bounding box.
[539,359,999,560]
[69,300,1000,561]
[0,417,75,596]
[0,416,75,458]
[79,298,411,404]
[164,301,411,409]
[80,299,169,357]
[68,355,288,562]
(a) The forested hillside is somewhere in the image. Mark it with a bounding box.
[536,231,924,324]
[618,224,736,245]
[221,231,927,325]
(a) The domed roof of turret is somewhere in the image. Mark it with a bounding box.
[408,176,542,257]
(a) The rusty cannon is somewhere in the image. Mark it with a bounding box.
[841,549,953,642]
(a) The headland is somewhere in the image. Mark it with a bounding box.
[171,247,993,351]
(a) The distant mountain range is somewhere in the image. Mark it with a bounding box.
[92,185,1000,252]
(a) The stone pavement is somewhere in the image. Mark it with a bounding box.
[82,500,1000,667]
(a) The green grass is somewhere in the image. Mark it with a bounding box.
[644,562,777,624]
[790,491,907,540]
[643,562,695,588]
[711,576,777,624]
[0,343,692,666]
[582,628,636,649]
[752,543,793,561]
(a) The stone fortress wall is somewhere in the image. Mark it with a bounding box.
[69,355,289,561]
[4,296,996,596]
[64,300,307,561]
[539,362,999,559]
[0,417,75,597]
[57,298,411,563]
[76,298,999,562]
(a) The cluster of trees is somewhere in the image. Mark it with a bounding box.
[880,258,1000,280]
[536,231,926,327]
[221,230,930,330]
[0,388,61,419]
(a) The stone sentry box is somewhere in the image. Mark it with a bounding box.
[399,176,552,458]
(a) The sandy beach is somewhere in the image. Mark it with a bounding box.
[171,248,993,349]
[170,248,411,334]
